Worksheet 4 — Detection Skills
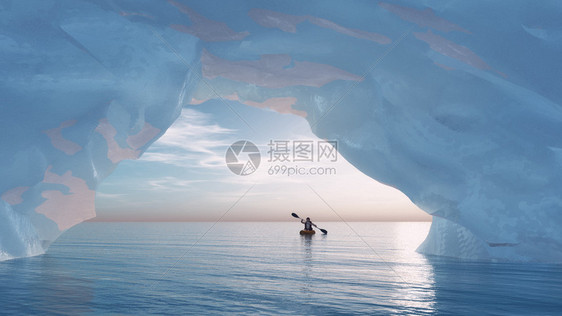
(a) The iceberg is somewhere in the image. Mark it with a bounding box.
[1,0,561,261]
[0,0,198,260]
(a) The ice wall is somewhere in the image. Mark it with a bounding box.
[1,0,561,261]
[0,0,198,260]
[187,0,562,261]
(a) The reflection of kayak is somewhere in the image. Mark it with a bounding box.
[300,230,316,235]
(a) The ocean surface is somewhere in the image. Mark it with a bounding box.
[1,222,561,315]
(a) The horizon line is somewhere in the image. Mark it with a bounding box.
[86,219,432,223]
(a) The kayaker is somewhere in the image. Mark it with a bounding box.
[301,217,317,231]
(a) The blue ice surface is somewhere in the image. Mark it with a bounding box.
[1,222,561,315]
[1,0,562,262]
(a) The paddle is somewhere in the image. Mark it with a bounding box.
[291,212,327,234]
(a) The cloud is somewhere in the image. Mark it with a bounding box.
[145,177,207,192]
[95,192,126,199]
[139,108,236,169]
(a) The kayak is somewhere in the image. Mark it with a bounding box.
[300,230,316,235]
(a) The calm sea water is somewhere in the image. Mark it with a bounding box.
[1,222,561,315]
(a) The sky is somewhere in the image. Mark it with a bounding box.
[90,0,435,223]
[94,96,429,222]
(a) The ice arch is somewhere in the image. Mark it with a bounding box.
[1,0,561,262]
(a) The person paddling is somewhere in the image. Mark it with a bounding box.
[291,212,327,234]
[301,217,317,231]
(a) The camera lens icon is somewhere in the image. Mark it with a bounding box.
[225,140,261,176]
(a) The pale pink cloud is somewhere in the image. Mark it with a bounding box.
[43,120,82,155]
[248,8,306,33]
[245,97,307,117]
[202,49,362,88]
[1,186,29,206]
[379,2,470,33]
[248,8,391,44]
[414,30,490,71]
[126,122,161,150]
[95,119,161,164]
[434,61,455,71]
[95,119,139,163]
[190,98,208,105]
[190,93,239,105]
[36,166,95,231]
[307,16,392,44]
[169,0,249,42]
[190,93,307,117]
